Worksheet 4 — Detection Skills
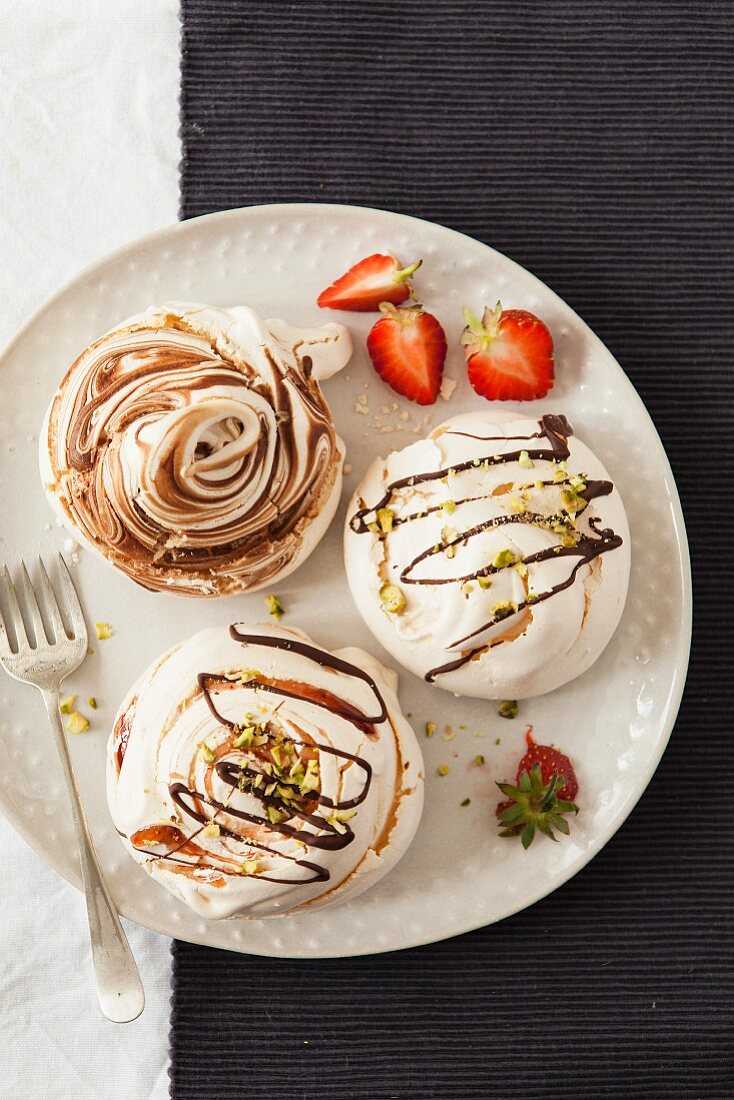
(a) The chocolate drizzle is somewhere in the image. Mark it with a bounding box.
[145,631,383,888]
[350,415,624,683]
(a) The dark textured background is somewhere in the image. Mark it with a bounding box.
[173,2,733,1097]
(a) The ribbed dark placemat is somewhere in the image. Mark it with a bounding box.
[173,3,733,1097]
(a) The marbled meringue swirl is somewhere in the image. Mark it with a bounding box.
[40,303,352,596]
[107,623,424,919]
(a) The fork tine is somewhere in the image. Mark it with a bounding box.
[19,560,48,647]
[0,565,28,649]
[37,557,68,641]
[57,554,87,642]
[0,591,13,658]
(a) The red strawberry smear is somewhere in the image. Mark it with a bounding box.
[462,302,554,401]
[317,253,422,312]
[367,303,447,405]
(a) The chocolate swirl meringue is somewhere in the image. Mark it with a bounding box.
[107,623,424,919]
[345,411,630,700]
[40,303,352,596]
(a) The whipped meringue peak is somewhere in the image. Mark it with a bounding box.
[40,303,352,596]
[107,622,424,919]
[344,410,630,700]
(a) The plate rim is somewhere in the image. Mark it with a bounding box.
[0,201,693,956]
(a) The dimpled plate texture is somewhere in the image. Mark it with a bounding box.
[0,204,690,958]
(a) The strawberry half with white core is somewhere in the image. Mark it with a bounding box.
[496,729,579,849]
[366,302,447,405]
[461,302,555,400]
[317,253,422,312]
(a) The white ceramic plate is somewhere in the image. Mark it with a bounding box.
[0,204,691,957]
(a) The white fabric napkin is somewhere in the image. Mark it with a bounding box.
[0,2,180,1097]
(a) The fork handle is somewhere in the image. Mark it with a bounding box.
[42,690,145,1023]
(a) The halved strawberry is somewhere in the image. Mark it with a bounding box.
[366,303,447,405]
[496,729,579,848]
[317,253,422,312]
[461,302,554,401]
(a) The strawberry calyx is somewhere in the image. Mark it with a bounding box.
[460,301,503,352]
[377,300,426,323]
[496,762,579,849]
[389,255,423,287]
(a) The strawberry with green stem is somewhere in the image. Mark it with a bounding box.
[317,253,422,312]
[496,728,579,848]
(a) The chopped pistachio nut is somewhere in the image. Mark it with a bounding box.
[569,475,587,491]
[266,805,288,825]
[59,694,76,715]
[437,764,450,777]
[561,488,587,516]
[380,583,406,614]
[86,696,98,709]
[526,591,539,603]
[441,527,457,557]
[200,741,217,764]
[425,721,436,739]
[238,668,261,684]
[495,737,501,745]
[233,726,256,748]
[461,798,471,806]
[201,822,220,838]
[368,521,380,534]
[534,479,545,490]
[514,561,528,578]
[492,601,518,622]
[265,594,285,621]
[460,581,474,595]
[498,699,519,720]
[492,548,516,569]
[442,499,456,515]
[518,450,535,469]
[474,755,485,766]
[509,496,525,514]
[553,463,567,483]
[66,711,89,734]
[377,507,395,533]
[95,621,112,640]
[477,574,493,590]
[241,860,261,875]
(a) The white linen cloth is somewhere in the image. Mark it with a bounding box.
[0,3,180,1098]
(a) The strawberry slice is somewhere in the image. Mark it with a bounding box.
[317,253,422,312]
[461,302,554,401]
[496,729,579,848]
[366,303,447,405]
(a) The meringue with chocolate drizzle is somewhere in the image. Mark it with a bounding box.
[345,411,630,699]
[107,623,424,919]
[40,303,352,596]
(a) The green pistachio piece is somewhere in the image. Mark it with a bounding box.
[265,594,285,621]
[66,711,89,734]
[498,699,519,719]
[59,694,75,715]
[492,549,516,569]
[380,583,406,614]
[377,507,395,533]
[518,450,535,469]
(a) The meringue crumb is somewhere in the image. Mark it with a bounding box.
[440,376,457,401]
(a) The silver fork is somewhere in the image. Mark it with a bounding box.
[0,556,144,1023]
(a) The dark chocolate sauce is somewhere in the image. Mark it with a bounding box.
[350,415,624,683]
[159,632,381,887]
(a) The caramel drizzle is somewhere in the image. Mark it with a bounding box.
[350,415,624,682]
[136,631,383,888]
